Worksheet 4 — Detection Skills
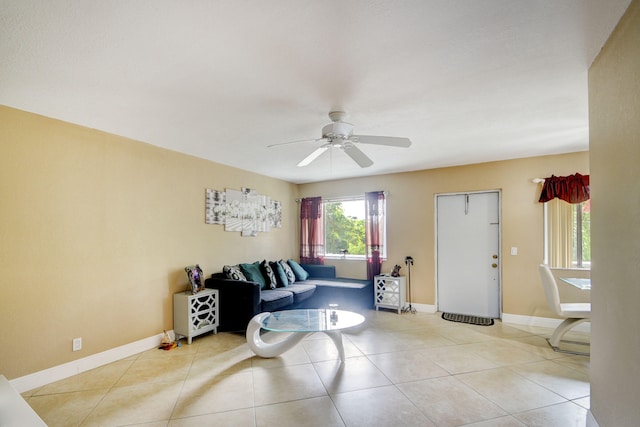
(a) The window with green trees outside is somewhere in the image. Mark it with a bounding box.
[324,199,366,257]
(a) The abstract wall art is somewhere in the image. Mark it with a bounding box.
[205,187,282,236]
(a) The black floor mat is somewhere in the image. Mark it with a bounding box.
[442,312,495,326]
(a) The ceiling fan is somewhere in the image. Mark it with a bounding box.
[269,111,412,168]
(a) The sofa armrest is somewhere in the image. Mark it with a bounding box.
[204,277,262,332]
[300,264,337,279]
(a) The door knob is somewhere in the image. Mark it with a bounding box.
[491,263,498,268]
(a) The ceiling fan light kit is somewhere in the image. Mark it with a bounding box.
[321,121,354,141]
[281,111,412,169]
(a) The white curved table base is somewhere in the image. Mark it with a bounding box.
[246,312,347,362]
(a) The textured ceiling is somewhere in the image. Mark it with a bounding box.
[0,0,631,183]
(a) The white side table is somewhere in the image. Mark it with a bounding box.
[173,288,219,344]
[374,275,406,314]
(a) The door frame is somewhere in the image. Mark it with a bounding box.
[434,189,503,318]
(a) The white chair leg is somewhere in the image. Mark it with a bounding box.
[549,317,588,348]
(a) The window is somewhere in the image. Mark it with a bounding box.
[323,197,386,259]
[324,199,366,257]
[544,199,591,268]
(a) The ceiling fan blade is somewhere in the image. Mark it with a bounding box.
[267,137,325,148]
[352,135,412,147]
[343,144,373,168]
[297,145,329,167]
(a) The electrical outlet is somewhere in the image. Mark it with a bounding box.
[510,247,518,256]
[72,337,82,352]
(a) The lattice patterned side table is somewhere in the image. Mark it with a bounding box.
[173,288,219,344]
[374,275,406,314]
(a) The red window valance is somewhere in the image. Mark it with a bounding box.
[538,173,590,204]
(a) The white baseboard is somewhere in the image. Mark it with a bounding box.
[10,331,172,393]
[406,303,437,313]
[586,410,599,427]
[501,313,591,333]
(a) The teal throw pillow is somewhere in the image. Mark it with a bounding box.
[288,259,309,281]
[240,262,268,290]
[270,261,289,287]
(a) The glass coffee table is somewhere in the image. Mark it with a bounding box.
[246,308,365,362]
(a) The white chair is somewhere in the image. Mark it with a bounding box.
[538,264,591,354]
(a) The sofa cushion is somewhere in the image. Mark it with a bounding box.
[286,283,316,304]
[223,265,247,281]
[279,260,296,285]
[270,261,289,288]
[308,279,369,289]
[288,259,309,281]
[260,290,295,312]
[261,260,277,289]
[240,262,268,289]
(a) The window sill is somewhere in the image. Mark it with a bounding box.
[324,255,388,261]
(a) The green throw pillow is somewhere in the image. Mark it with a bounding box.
[240,262,268,290]
[288,259,309,281]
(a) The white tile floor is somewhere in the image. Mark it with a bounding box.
[23,310,590,426]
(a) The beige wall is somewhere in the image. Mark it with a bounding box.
[298,151,589,316]
[589,0,639,425]
[0,106,299,379]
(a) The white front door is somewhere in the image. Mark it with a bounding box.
[436,191,501,318]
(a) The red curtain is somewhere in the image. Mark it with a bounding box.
[300,197,324,264]
[538,173,590,204]
[365,191,385,280]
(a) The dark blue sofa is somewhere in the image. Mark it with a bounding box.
[204,263,373,332]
